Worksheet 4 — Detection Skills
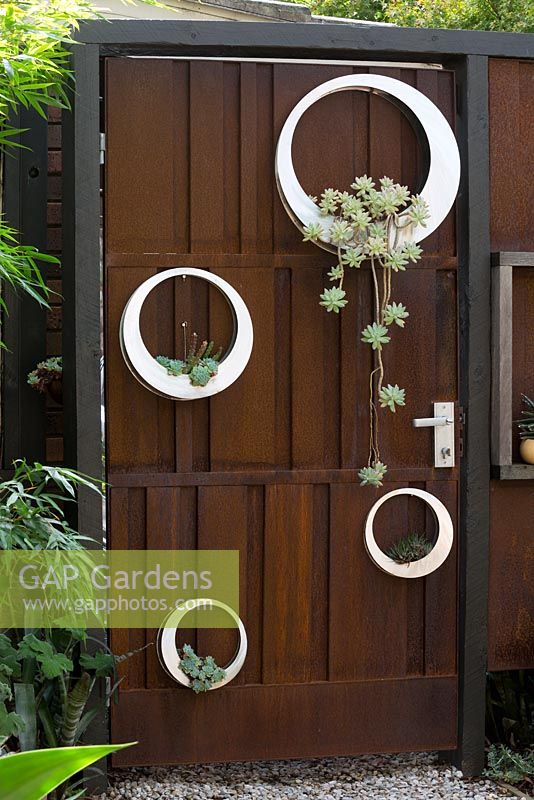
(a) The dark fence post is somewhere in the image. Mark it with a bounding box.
[453,53,491,777]
[63,42,108,791]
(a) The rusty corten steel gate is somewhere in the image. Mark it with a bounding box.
[103,59,461,766]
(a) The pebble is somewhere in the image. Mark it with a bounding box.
[97,752,513,799]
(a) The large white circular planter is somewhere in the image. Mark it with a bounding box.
[364,488,454,579]
[275,74,461,251]
[157,599,248,689]
[120,268,253,401]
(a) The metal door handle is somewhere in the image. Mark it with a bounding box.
[412,402,455,468]
[412,416,453,428]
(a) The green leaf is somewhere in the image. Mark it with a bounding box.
[40,652,73,679]
[361,322,390,350]
[0,702,25,743]
[378,384,406,412]
[0,743,135,800]
[79,650,115,677]
[358,461,387,487]
[383,302,409,327]
[319,286,348,313]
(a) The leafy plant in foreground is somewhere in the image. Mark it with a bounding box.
[484,744,534,792]
[303,176,429,486]
[157,331,223,387]
[0,459,102,550]
[0,742,134,800]
[386,532,433,564]
[179,644,226,693]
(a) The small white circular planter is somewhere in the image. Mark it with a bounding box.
[157,599,248,690]
[364,488,454,579]
[275,74,461,252]
[120,268,253,401]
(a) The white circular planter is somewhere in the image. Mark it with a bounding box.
[275,74,461,251]
[120,268,253,401]
[364,487,454,579]
[157,599,248,689]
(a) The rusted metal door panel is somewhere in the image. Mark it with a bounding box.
[105,59,460,765]
[488,58,534,671]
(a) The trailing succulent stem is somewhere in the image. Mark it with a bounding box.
[304,175,429,487]
[157,331,223,388]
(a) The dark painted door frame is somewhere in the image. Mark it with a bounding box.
[57,19,534,777]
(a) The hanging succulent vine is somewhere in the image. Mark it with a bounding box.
[303,175,430,487]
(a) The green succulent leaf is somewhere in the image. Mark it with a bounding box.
[341,246,365,269]
[327,264,344,282]
[384,249,409,272]
[302,222,323,242]
[401,241,423,263]
[379,384,406,413]
[358,461,387,487]
[179,645,226,693]
[350,174,375,197]
[361,322,390,350]
[386,532,433,564]
[384,302,409,327]
[320,286,348,313]
[407,195,430,227]
[329,219,353,245]
[318,188,340,216]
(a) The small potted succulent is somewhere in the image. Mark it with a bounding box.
[516,394,534,464]
[27,356,62,403]
[386,532,434,564]
[179,644,226,692]
[156,332,222,388]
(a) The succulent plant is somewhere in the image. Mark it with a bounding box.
[515,394,534,440]
[156,332,223,388]
[179,644,226,693]
[386,532,433,564]
[302,175,429,486]
[27,356,62,402]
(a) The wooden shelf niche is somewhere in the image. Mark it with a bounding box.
[491,252,534,480]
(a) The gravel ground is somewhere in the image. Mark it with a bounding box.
[98,752,513,799]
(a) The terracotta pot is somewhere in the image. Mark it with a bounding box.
[519,438,534,465]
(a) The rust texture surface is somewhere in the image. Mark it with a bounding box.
[105,59,459,765]
[489,58,534,671]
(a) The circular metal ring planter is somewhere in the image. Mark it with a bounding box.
[275,74,461,252]
[157,599,248,689]
[120,268,253,401]
[364,487,454,579]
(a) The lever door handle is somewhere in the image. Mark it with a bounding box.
[412,402,455,467]
[412,416,454,428]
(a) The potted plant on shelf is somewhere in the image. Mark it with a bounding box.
[516,394,534,464]
[27,356,62,403]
